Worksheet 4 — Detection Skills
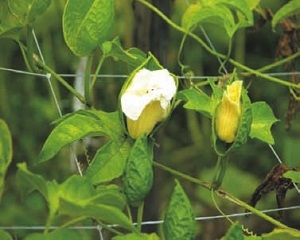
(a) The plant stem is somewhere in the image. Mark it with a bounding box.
[137,0,300,90]
[212,155,228,190]
[153,161,297,231]
[137,202,144,232]
[35,58,86,104]
[153,161,210,189]
[218,190,298,232]
[91,53,106,89]
[254,51,300,73]
[84,55,94,107]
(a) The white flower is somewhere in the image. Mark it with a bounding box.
[121,68,177,139]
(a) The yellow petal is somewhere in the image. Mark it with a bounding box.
[127,101,167,139]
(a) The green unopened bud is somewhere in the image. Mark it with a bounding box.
[215,81,243,143]
[121,68,177,139]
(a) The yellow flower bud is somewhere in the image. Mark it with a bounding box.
[121,69,176,139]
[215,81,243,143]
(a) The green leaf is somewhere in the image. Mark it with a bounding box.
[177,88,213,118]
[93,184,126,209]
[272,0,300,30]
[181,0,253,38]
[0,230,13,240]
[222,222,244,239]
[283,171,300,183]
[24,229,83,240]
[261,228,300,240]
[86,139,131,184]
[249,102,278,144]
[112,233,160,240]
[123,135,154,207]
[60,175,126,209]
[63,0,114,56]
[0,119,12,200]
[0,1,23,39]
[59,198,137,233]
[8,0,51,25]
[37,110,123,163]
[16,163,59,217]
[102,37,147,68]
[163,179,195,240]
[60,175,95,202]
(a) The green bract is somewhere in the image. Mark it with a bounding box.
[123,135,154,207]
[163,180,195,240]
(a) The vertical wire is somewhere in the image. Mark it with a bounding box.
[200,26,228,74]
[31,29,62,117]
[31,29,83,176]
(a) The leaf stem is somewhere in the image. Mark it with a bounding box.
[136,0,300,90]
[137,202,144,232]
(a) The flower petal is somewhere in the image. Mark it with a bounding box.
[121,68,176,120]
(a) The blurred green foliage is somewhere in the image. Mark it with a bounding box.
[0,0,300,239]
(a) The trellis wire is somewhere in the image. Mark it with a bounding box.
[1,67,300,79]
[1,32,300,239]
[0,205,299,232]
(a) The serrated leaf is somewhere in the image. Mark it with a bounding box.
[86,139,131,184]
[249,102,278,144]
[177,88,213,118]
[123,135,154,207]
[63,0,114,56]
[0,119,12,200]
[37,110,123,163]
[272,0,300,30]
[283,171,300,183]
[102,37,147,68]
[163,179,195,240]
[24,229,82,240]
[112,233,160,240]
[59,198,136,233]
[8,0,51,25]
[0,230,13,240]
[261,228,300,239]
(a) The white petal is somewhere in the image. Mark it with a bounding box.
[121,68,176,120]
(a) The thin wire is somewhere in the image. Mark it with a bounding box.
[200,26,228,74]
[0,205,299,231]
[268,144,300,193]
[2,67,300,79]
[31,29,62,117]
[97,225,104,240]
[31,29,83,177]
